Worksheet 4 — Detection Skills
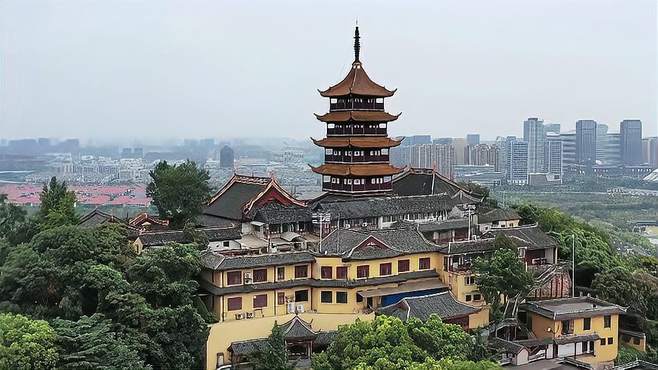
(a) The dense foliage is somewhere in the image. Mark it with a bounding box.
[0,313,59,370]
[312,315,499,370]
[146,160,212,229]
[0,177,210,370]
[251,323,293,370]
[472,235,534,318]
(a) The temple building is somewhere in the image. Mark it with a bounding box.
[311,26,403,196]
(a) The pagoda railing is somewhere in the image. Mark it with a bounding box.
[330,101,384,111]
[323,182,392,192]
[325,154,389,163]
[327,127,387,136]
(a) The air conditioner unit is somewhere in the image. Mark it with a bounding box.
[296,304,305,313]
[287,302,295,314]
[245,312,254,319]
[344,224,351,229]
[244,272,252,284]
[235,313,244,320]
[362,223,368,228]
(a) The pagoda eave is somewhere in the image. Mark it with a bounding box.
[311,137,402,148]
[310,163,404,177]
[319,61,396,98]
[314,111,401,123]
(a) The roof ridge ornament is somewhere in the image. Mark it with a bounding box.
[354,25,360,62]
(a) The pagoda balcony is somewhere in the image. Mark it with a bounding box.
[330,101,384,111]
[322,182,392,193]
[327,126,388,136]
[325,154,389,163]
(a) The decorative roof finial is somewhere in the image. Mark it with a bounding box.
[354,23,360,62]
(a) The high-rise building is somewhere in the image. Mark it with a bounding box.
[546,134,563,180]
[495,136,515,178]
[643,137,658,168]
[220,145,235,169]
[507,140,528,185]
[311,26,402,195]
[466,134,480,146]
[559,132,576,166]
[407,135,432,145]
[466,144,499,170]
[452,138,467,165]
[620,120,643,165]
[433,137,453,145]
[544,123,560,134]
[596,124,609,163]
[404,144,454,179]
[603,133,621,165]
[576,120,597,165]
[523,117,546,173]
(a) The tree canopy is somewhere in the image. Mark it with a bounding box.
[38,177,78,229]
[146,160,212,229]
[0,313,59,370]
[312,315,499,370]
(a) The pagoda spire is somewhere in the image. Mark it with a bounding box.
[354,25,360,61]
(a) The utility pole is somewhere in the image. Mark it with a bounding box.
[572,234,576,297]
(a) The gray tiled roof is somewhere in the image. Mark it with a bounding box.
[280,316,317,340]
[392,168,481,199]
[138,227,241,247]
[478,208,520,223]
[196,214,240,228]
[417,218,469,233]
[199,269,439,296]
[200,251,316,271]
[522,296,626,321]
[440,225,557,255]
[312,194,463,220]
[78,209,128,228]
[253,203,312,224]
[554,333,600,345]
[228,338,268,355]
[378,291,480,321]
[205,180,268,220]
[319,228,440,259]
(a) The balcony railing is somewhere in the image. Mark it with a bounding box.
[327,127,387,136]
[323,182,392,192]
[330,101,384,111]
[325,155,389,163]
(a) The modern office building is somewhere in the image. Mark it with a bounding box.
[507,140,529,185]
[576,120,597,165]
[523,118,546,173]
[603,133,621,165]
[596,124,609,163]
[643,137,658,168]
[559,132,576,166]
[620,120,643,165]
[544,123,560,134]
[406,144,454,179]
[545,134,563,179]
[466,134,480,146]
[452,138,467,165]
[466,144,499,170]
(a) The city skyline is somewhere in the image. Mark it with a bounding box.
[1,0,656,140]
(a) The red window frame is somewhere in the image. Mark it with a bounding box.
[294,265,308,279]
[336,266,348,279]
[419,257,431,270]
[398,259,410,273]
[356,265,369,279]
[226,271,242,285]
[253,294,268,308]
[379,263,392,276]
[253,269,268,283]
[320,266,333,279]
[277,292,285,305]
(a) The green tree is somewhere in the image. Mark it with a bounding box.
[312,315,496,370]
[472,235,534,318]
[38,177,78,228]
[52,314,149,370]
[0,194,26,240]
[592,268,658,320]
[251,322,292,370]
[0,313,59,370]
[146,160,212,229]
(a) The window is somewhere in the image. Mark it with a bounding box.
[227,271,242,285]
[583,317,591,331]
[473,293,482,301]
[294,265,308,279]
[607,337,613,345]
[336,266,348,279]
[253,269,267,283]
[336,291,348,303]
[321,266,333,279]
[379,263,392,276]
[294,289,308,302]
[321,291,333,303]
[600,338,606,346]
[356,293,363,303]
[633,338,640,345]
[582,342,588,353]
[465,276,476,285]
[323,175,330,183]
[223,241,230,247]
[419,257,431,270]
[398,259,410,273]
[561,320,571,335]
[277,267,285,281]
[465,295,472,302]
[253,294,267,308]
[604,315,611,328]
[277,292,285,305]
[227,297,242,311]
[357,265,370,279]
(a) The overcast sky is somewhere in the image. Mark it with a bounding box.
[1,0,656,143]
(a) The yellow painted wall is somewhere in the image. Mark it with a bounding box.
[528,313,559,339]
[467,307,490,329]
[205,313,374,370]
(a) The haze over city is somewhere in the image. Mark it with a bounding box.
[1,0,656,142]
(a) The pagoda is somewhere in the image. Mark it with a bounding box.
[311,26,403,196]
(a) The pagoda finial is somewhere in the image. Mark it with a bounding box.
[354,23,360,62]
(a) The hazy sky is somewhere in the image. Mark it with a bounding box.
[1,0,656,143]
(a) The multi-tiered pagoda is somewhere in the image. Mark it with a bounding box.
[311,26,403,196]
